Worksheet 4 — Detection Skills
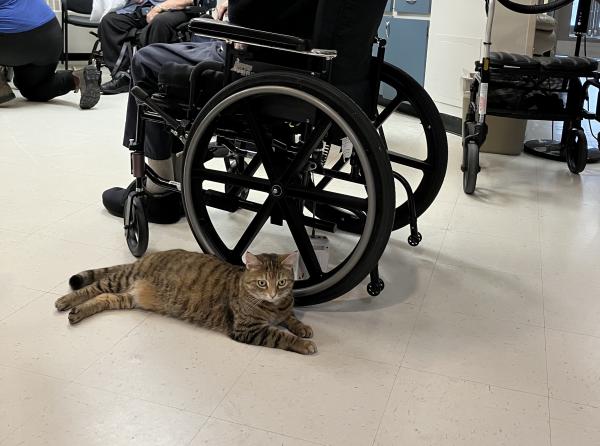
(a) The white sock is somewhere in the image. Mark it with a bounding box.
[146,158,174,194]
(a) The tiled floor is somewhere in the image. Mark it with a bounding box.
[1,82,600,446]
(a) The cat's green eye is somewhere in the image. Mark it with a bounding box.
[277,279,287,287]
[257,279,267,288]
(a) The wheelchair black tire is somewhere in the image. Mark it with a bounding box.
[379,62,448,230]
[126,195,149,258]
[182,72,396,306]
[463,141,479,195]
[496,0,574,14]
[565,128,588,174]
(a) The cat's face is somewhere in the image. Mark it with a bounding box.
[242,252,296,302]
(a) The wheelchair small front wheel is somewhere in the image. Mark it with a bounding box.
[565,128,587,174]
[125,194,149,258]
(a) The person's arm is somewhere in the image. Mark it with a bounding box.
[146,0,193,23]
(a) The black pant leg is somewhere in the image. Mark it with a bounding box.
[139,10,192,46]
[13,63,75,102]
[98,12,145,71]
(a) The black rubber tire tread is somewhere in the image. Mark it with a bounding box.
[379,62,448,230]
[463,141,479,195]
[566,128,588,174]
[127,196,149,258]
[181,72,396,306]
[497,0,574,14]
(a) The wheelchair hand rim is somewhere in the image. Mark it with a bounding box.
[182,83,380,298]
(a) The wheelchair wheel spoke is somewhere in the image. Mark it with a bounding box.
[280,119,332,184]
[374,95,404,128]
[191,167,271,193]
[388,150,432,172]
[232,196,276,258]
[286,185,368,212]
[244,103,278,179]
[279,200,323,279]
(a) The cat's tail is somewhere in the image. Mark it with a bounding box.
[69,265,129,290]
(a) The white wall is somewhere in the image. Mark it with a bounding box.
[425,0,536,117]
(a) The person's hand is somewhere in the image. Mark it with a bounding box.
[146,6,161,23]
[214,0,228,20]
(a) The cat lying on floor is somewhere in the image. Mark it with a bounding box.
[55,250,316,355]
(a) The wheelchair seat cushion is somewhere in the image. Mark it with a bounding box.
[490,52,541,69]
[537,55,598,73]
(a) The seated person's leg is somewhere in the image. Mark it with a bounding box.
[99,11,146,94]
[103,41,225,224]
[140,10,192,47]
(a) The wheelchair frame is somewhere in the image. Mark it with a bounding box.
[462,0,600,194]
[123,17,448,305]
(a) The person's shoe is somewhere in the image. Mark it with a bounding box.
[100,71,130,95]
[72,65,101,110]
[102,181,184,225]
[0,66,15,105]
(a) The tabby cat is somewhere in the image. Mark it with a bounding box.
[55,250,316,355]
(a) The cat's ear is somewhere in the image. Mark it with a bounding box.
[243,252,262,270]
[280,252,297,269]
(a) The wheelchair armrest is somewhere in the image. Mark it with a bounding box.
[189,18,312,52]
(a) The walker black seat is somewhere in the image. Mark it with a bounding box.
[537,55,598,73]
[490,51,598,73]
[490,52,540,69]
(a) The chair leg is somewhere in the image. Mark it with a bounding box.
[64,18,69,70]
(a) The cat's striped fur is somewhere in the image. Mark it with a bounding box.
[55,249,316,354]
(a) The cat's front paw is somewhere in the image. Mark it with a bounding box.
[68,307,85,324]
[55,296,72,312]
[292,339,317,355]
[295,324,313,339]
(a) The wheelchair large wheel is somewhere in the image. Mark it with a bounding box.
[182,72,396,305]
[378,62,448,230]
[308,62,448,233]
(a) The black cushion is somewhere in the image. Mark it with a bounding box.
[66,14,99,28]
[538,55,598,72]
[490,52,541,69]
[490,51,598,73]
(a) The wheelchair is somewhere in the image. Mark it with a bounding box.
[122,0,448,306]
[463,0,600,194]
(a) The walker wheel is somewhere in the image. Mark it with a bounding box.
[565,128,588,174]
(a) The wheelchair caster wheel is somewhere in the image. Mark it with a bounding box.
[125,194,149,258]
[408,232,422,247]
[367,279,385,296]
